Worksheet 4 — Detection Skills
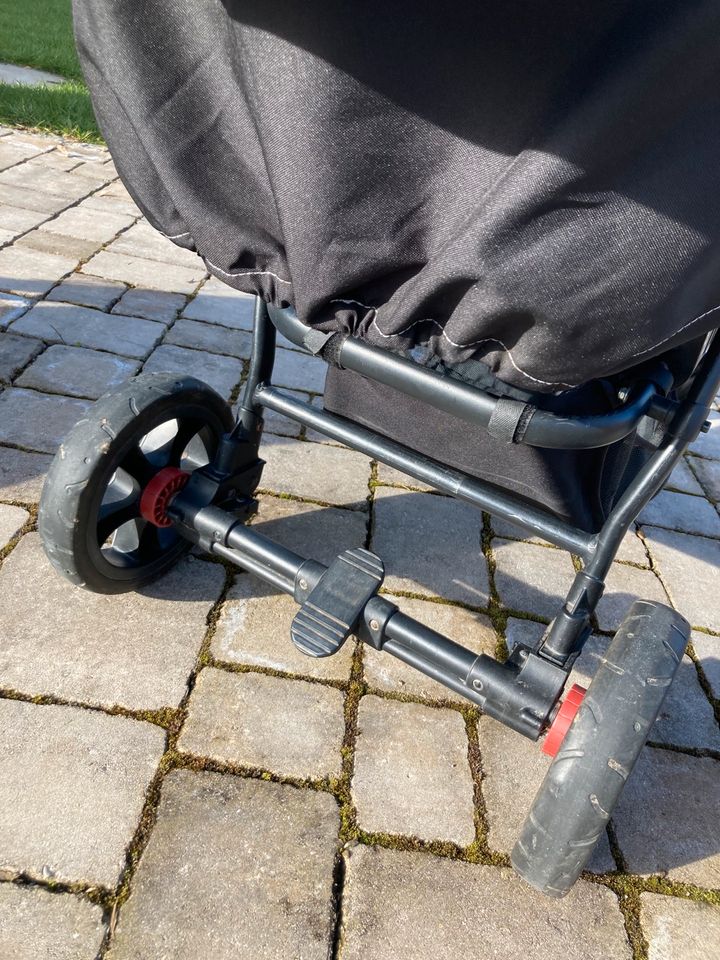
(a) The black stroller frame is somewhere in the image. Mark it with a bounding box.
[39,295,720,897]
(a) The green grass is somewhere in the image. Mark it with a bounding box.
[0,0,101,141]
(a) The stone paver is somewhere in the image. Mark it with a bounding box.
[595,562,669,632]
[0,446,52,502]
[689,410,720,459]
[639,489,720,536]
[272,345,326,392]
[16,228,102,262]
[0,291,30,327]
[493,539,574,618]
[650,657,720,752]
[239,387,306,438]
[16,344,140,399]
[640,893,720,960]
[613,747,720,887]
[82,250,205,295]
[260,435,371,507]
[690,630,720,699]
[665,457,705,495]
[0,203,52,234]
[112,287,187,323]
[0,884,106,960]
[0,503,28,548]
[352,694,476,844]
[690,455,720,501]
[106,221,202,269]
[0,536,224,710]
[0,389,90,453]
[372,487,489,605]
[39,202,134,244]
[253,494,367,567]
[0,699,165,887]
[211,574,355,681]
[0,244,77,298]
[106,770,338,960]
[0,330,42,382]
[0,183,74,215]
[182,275,255,328]
[143,343,242,399]
[46,272,127,310]
[363,595,497,703]
[643,526,720,631]
[165,316,253,357]
[477,715,615,872]
[178,668,345,779]
[12,300,164,359]
[341,846,632,960]
[375,461,434,491]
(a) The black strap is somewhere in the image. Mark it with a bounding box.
[487,397,536,443]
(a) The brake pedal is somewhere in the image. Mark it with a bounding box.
[291,548,384,657]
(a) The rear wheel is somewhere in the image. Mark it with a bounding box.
[38,373,234,594]
[511,600,690,897]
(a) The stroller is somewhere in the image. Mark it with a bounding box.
[40,2,720,896]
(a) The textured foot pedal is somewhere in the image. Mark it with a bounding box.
[291,548,384,657]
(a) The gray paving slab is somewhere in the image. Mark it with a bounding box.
[0,536,224,711]
[106,770,338,960]
[142,343,242,399]
[252,494,368,567]
[493,539,574,618]
[0,139,47,171]
[0,183,74,215]
[0,884,106,960]
[352,694,476,844]
[341,846,632,960]
[640,893,720,960]
[12,300,164,359]
[41,204,135,243]
[0,204,52,234]
[0,330,43,383]
[16,229,102,262]
[0,388,90,453]
[689,455,720,501]
[46,272,127,310]
[0,502,28,548]
[165,316,252,357]
[106,221,203,269]
[0,445,52,502]
[595,562,669,632]
[0,165,94,202]
[182,275,255,329]
[16,344,140,399]
[650,656,720,752]
[82,250,204,295]
[111,287,186,324]
[0,292,30,327]
[639,489,720,536]
[0,699,165,887]
[272,346,327,392]
[178,667,345,779]
[211,573,355,681]
[665,457,705,495]
[0,245,77,298]
[643,526,720,631]
[371,487,489,605]
[259,434,372,507]
[688,410,720,459]
[690,630,720,699]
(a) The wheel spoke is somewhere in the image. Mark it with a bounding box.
[121,445,157,486]
[97,498,141,544]
[138,520,162,555]
[168,417,206,466]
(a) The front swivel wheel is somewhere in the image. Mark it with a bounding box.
[39,373,234,594]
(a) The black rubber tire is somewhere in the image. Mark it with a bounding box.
[38,373,234,595]
[511,599,690,897]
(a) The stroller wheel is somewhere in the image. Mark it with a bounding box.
[511,600,690,897]
[38,373,234,595]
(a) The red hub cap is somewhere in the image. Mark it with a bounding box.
[541,683,587,758]
[139,467,190,528]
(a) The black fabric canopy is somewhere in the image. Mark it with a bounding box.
[74,0,720,393]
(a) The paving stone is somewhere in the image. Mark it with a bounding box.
[0,699,165,887]
[363,595,497,702]
[341,845,631,960]
[46,272,127,310]
[643,526,720,631]
[595,562,669,632]
[182,275,255,328]
[374,461,434,492]
[616,526,650,565]
[0,291,30,327]
[239,388,305,438]
[504,616,546,653]
[16,344,140,399]
[253,493,367,566]
[372,487,488,605]
[0,204,52,234]
[0,502,28,548]
[640,892,720,960]
[272,346,327,392]
[82,250,204,294]
[0,227,16,244]
[211,573,354,681]
[0,389,90,453]
[639,489,720,536]
[613,747,720,886]
[690,630,720,699]
[106,770,338,960]
[0,884,106,960]
[0,445,52,502]
[143,343,242,399]
[0,165,94,201]
[13,300,164,359]
[0,536,225,710]
[477,716,615,872]
[0,245,77,298]
[69,160,116,184]
[665,457,705,495]
[111,287,186,323]
[78,192,141,218]
[689,455,720,501]
[493,539,574,618]
[490,515,550,545]
[165,316,252,357]
[106,221,203,268]
[24,154,79,174]
[0,183,73,215]
[0,330,43,382]
[259,434,371,507]
[0,140,46,170]
[688,410,720,459]
[353,694,475,844]
[179,667,345,779]
[16,229,102,261]
[650,657,720,752]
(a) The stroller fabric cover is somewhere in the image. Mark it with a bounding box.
[74,1,720,395]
